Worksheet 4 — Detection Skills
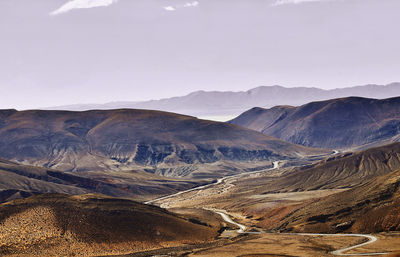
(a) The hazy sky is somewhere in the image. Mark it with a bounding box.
[0,0,399,109]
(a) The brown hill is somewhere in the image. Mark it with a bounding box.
[0,109,324,175]
[229,96,400,149]
[274,168,400,233]
[0,194,218,256]
[0,158,211,202]
[264,142,400,193]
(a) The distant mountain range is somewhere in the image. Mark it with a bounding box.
[44,83,400,121]
[230,96,400,149]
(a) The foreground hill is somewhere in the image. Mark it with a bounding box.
[275,168,400,234]
[0,194,217,256]
[47,83,400,119]
[264,142,400,192]
[230,96,400,149]
[0,109,323,174]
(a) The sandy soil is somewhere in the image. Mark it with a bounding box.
[189,233,363,257]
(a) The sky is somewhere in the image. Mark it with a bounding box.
[0,0,399,109]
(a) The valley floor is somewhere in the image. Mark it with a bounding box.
[110,232,400,257]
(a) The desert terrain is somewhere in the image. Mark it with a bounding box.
[0,98,399,256]
[2,0,400,255]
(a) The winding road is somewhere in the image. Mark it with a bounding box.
[214,210,387,256]
[214,211,247,233]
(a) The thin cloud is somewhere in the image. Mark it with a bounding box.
[183,1,199,7]
[164,6,176,11]
[163,1,199,11]
[50,0,118,16]
[272,0,331,6]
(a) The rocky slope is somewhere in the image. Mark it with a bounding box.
[274,168,400,233]
[0,109,324,174]
[230,96,400,149]
[0,194,218,256]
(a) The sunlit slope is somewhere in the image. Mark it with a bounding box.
[0,194,217,256]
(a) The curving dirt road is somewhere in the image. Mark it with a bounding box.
[145,161,280,205]
[214,211,247,233]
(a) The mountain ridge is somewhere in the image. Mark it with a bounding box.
[0,108,324,178]
[230,96,400,149]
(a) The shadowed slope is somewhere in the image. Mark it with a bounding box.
[0,158,212,202]
[275,168,400,233]
[264,143,400,192]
